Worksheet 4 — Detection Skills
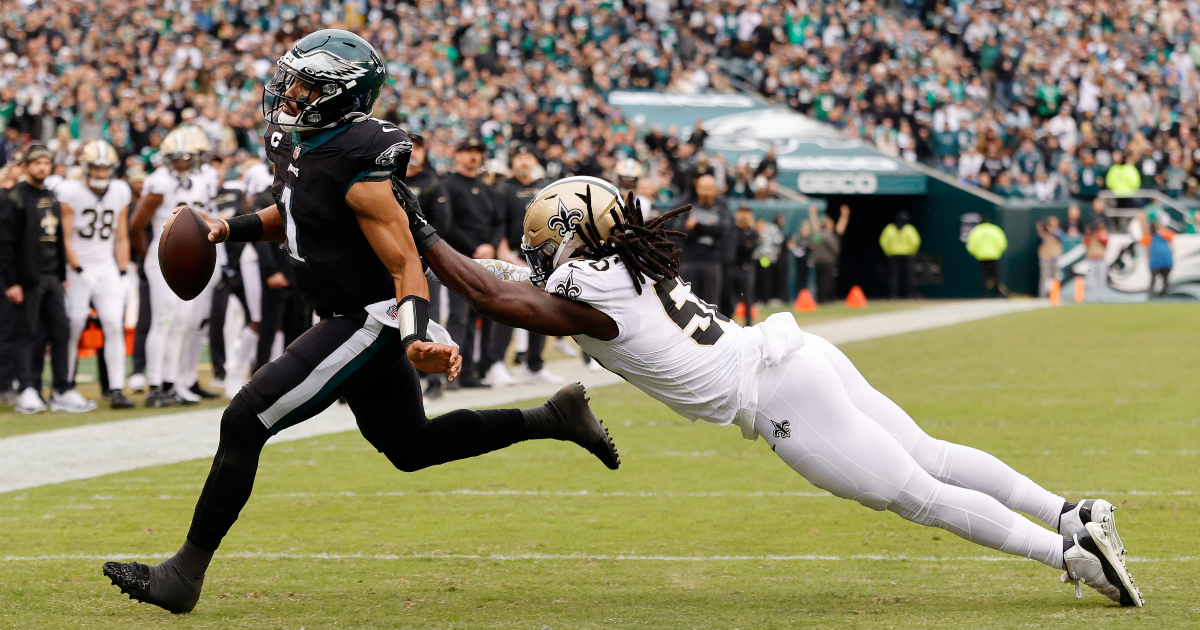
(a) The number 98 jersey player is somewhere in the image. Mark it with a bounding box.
[102,29,620,615]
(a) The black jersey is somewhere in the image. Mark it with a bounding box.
[265,118,412,317]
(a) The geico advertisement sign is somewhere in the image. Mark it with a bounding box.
[797,172,878,194]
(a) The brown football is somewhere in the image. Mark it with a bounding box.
[158,205,216,301]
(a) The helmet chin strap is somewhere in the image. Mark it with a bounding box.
[551,233,583,271]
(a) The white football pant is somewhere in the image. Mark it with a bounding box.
[66,263,126,390]
[144,241,223,389]
[755,333,1067,570]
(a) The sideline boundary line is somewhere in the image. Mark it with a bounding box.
[2,551,1192,563]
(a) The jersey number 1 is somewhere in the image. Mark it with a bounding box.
[280,185,307,264]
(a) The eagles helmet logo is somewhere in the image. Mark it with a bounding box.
[771,420,791,439]
[547,199,585,237]
[553,271,583,301]
[375,140,412,166]
[282,49,370,82]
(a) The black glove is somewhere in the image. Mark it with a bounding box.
[392,177,441,254]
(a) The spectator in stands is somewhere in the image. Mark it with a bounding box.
[1106,151,1141,207]
[1083,221,1110,302]
[753,214,787,306]
[668,174,732,307]
[966,216,1007,299]
[1036,216,1064,299]
[879,211,921,299]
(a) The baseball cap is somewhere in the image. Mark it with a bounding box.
[22,144,52,164]
[455,137,486,152]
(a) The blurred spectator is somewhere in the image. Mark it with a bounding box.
[799,203,849,303]
[966,216,1007,299]
[1035,216,1063,299]
[668,174,732,307]
[753,214,786,306]
[1106,151,1141,206]
[1083,221,1109,302]
[727,206,759,326]
[789,218,814,298]
[441,137,502,389]
[1141,211,1175,298]
[879,211,921,299]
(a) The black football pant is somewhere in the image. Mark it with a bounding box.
[979,260,1002,298]
[0,298,20,394]
[726,263,756,326]
[132,269,151,376]
[480,323,546,375]
[19,274,71,393]
[186,310,528,552]
[445,292,482,378]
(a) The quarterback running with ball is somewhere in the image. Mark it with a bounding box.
[400,175,1143,608]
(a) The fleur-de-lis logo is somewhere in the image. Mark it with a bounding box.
[547,198,584,237]
[553,271,583,300]
[770,419,791,439]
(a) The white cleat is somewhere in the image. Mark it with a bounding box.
[127,373,147,393]
[485,362,515,388]
[174,386,201,404]
[524,367,565,385]
[554,337,580,357]
[1062,522,1144,607]
[49,389,97,413]
[15,387,47,414]
[1060,499,1123,559]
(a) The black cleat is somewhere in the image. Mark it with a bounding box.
[103,560,204,614]
[108,390,136,409]
[541,383,620,470]
[144,388,179,408]
[189,383,220,399]
[425,377,444,400]
[459,375,491,389]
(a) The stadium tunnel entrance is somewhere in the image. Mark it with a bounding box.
[810,194,926,299]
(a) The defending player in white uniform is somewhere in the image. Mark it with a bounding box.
[130,127,221,407]
[409,176,1143,608]
[57,141,135,409]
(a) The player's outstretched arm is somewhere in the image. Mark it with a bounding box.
[423,240,619,341]
[347,179,462,379]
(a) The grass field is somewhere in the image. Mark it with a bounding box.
[1,303,1197,628]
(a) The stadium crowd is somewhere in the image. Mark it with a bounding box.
[1,0,1199,413]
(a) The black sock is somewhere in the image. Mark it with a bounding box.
[1064,537,1076,553]
[186,396,271,552]
[521,402,562,440]
[382,408,526,472]
[162,381,174,392]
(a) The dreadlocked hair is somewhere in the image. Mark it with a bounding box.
[572,186,692,294]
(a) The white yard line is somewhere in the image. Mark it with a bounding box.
[0,299,1047,494]
[0,551,1192,563]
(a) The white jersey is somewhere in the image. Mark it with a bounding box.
[56,179,133,267]
[545,256,765,425]
[143,167,218,244]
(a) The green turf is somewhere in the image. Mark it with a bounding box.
[1,303,1198,628]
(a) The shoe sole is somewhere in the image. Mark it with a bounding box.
[1088,500,1124,560]
[50,404,97,413]
[1084,522,1144,607]
[15,406,46,415]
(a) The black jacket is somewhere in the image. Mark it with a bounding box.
[441,172,504,255]
[498,175,548,251]
[667,195,734,264]
[8,181,66,288]
[0,193,15,291]
[404,168,452,234]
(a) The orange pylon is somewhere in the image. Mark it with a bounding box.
[845,285,868,308]
[794,289,817,312]
[1073,276,1085,303]
[733,302,746,320]
[1049,279,1060,306]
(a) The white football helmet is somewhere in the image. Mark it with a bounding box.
[78,140,120,191]
[161,127,209,176]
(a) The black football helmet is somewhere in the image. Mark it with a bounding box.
[263,29,386,132]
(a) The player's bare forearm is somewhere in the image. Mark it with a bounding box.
[115,207,131,271]
[423,240,618,340]
[61,203,80,269]
[257,204,285,242]
[347,180,429,301]
[129,193,163,259]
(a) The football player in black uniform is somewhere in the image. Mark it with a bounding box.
[103,30,619,614]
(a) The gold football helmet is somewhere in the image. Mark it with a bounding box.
[162,127,209,175]
[522,176,625,287]
[79,140,120,190]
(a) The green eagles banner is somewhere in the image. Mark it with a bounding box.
[609,91,927,196]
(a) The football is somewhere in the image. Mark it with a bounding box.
[158,205,216,301]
